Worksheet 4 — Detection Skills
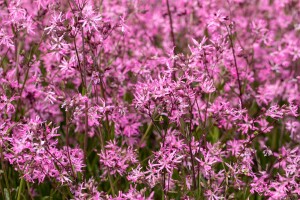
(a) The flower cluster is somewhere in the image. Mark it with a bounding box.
[0,0,299,199]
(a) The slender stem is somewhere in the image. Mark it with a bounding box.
[16,178,25,200]
[83,101,89,180]
[225,25,243,106]
[15,33,21,85]
[137,123,153,149]
[15,66,29,121]
[65,112,77,179]
[14,33,44,121]
[107,173,115,196]
[166,0,176,48]
[188,141,196,190]
[73,38,85,85]
[163,168,166,194]
[188,99,197,190]
[81,28,87,87]
[80,15,89,180]
[44,146,74,178]
[166,0,177,80]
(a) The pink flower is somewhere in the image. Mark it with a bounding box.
[266,105,284,119]
[79,4,102,33]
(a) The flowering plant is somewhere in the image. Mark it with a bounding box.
[0,0,299,199]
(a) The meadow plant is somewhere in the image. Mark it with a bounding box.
[0,0,299,199]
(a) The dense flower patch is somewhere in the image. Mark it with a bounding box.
[0,0,299,199]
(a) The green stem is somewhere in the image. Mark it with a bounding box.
[137,123,153,149]
[16,178,25,200]
[108,174,115,196]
